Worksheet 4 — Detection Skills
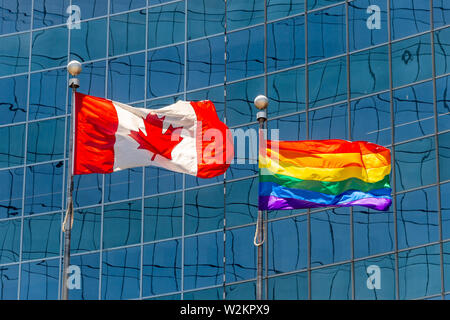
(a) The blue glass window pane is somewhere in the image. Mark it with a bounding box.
[186,85,224,121]
[434,27,450,76]
[108,52,145,103]
[445,242,450,293]
[267,271,307,300]
[22,212,61,260]
[70,18,107,62]
[187,0,224,40]
[147,44,184,99]
[0,264,18,299]
[150,1,185,47]
[66,253,100,300]
[33,0,69,28]
[20,258,59,299]
[184,232,223,290]
[72,0,108,20]
[225,225,256,282]
[308,4,346,62]
[439,131,450,182]
[350,45,389,98]
[109,10,146,57]
[228,124,259,179]
[144,192,182,242]
[308,56,347,108]
[0,75,27,125]
[0,124,25,168]
[267,0,304,22]
[0,0,31,35]
[31,26,68,71]
[226,178,258,227]
[398,244,441,300]
[442,183,450,240]
[351,92,391,146]
[71,207,101,253]
[393,81,434,143]
[144,166,183,196]
[307,0,341,10]
[103,200,141,249]
[73,173,102,208]
[390,0,430,40]
[397,186,439,250]
[150,0,178,5]
[391,34,432,88]
[226,77,264,127]
[24,162,63,215]
[227,0,264,31]
[436,75,450,132]
[268,216,307,275]
[183,286,222,299]
[268,112,307,143]
[309,103,348,140]
[104,167,142,203]
[226,281,256,300]
[0,168,23,219]
[267,67,306,117]
[348,0,388,51]
[110,0,146,14]
[353,207,395,258]
[143,239,181,297]
[29,68,67,120]
[433,0,450,28]
[310,208,351,267]
[74,60,106,98]
[311,263,352,300]
[0,33,29,77]
[267,15,305,72]
[226,26,264,82]
[0,219,20,264]
[101,246,141,300]
[27,117,65,164]
[185,184,224,235]
[354,254,396,300]
[187,35,224,90]
[395,137,436,192]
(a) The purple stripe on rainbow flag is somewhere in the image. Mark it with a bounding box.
[259,195,392,211]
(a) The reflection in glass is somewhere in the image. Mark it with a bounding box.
[227,0,264,31]
[433,0,450,28]
[308,4,346,62]
[33,0,69,28]
[27,117,65,163]
[144,165,183,196]
[228,124,259,180]
[350,45,389,98]
[22,212,61,260]
[397,186,439,250]
[226,281,256,300]
[350,92,391,146]
[24,162,63,215]
[0,75,27,125]
[267,0,304,22]
[72,0,108,20]
[144,192,182,242]
[66,253,100,300]
[393,81,434,143]
[225,178,258,228]
[20,258,59,300]
[309,103,348,140]
[390,0,430,40]
[183,286,222,299]
[110,0,146,14]
[226,225,256,282]
[31,26,68,71]
[436,75,450,132]
[0,264,18,300]
[104,167,142,203]
[0,219,20,264]
[307,0,341,11]
[109,10,146,57]
[439,132,450,182]
[398,244,441,300]
[70,18,107,62]
[311,263,351,300]
[71,206,101,253]
[442,183,450,241]
[0,124,25,169]
[268,271,307,300]
[187,0,224,40]
[434,27,450,76]
[101,246,141,300]
[0,0,31,35]
[310,208,350,267]
[149,1,185,48]
[184,232,223,290]
[73,173,102,208]
[268,112,306,142]
[0,33,29,77]
[143,239,181,297]
[395,137,436,192]
[0,168,23,218]
[103,200,141,249]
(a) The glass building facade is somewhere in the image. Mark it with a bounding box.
[0,0,449,300]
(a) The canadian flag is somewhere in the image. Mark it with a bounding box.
[73,93,234,178]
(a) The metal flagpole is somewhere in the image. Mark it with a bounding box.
[254,95,268,300]
[62,60,82,300]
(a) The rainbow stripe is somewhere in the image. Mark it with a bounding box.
[258,139,392,211]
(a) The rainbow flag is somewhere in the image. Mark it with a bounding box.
[258,139,392,211]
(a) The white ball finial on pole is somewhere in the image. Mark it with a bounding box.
[67,60,82,76]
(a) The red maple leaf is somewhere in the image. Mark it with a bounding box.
[129,113,183,161]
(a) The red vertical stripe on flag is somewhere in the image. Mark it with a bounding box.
[74,93,118,175]
[190,100,233,178]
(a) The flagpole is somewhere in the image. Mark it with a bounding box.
[62,60,82,300]
[254,95,268,300]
